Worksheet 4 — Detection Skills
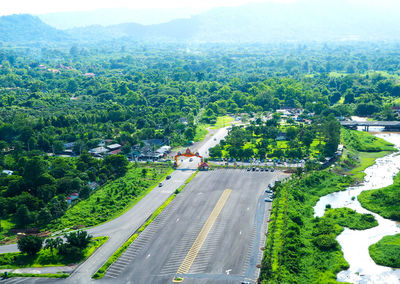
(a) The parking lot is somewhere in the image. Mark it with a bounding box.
[99,169,289,284]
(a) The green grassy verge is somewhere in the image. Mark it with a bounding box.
[92,171,198,279]
[369,234,400,268]
[0,272,69,279]
[358,172,400,220]
[48,164,172,231]
[0,237,107,269]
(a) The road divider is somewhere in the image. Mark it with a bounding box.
[92,171,199,280]
[174,189,232,280]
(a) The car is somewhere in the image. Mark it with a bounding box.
[264,198,273,202]
[271,168,275,172]
[166,175,171,180]
[268,194,274,199]
[265,189,272,193]
[246,167,251,171]
[158,183,163,187]
[214,138,217,141]
[252,167,256,171]
[265,167,269,172]
[189,158,193,162]
[255,167,259,171]
[260,167,264,172]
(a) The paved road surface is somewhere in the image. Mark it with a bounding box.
[97,169,288,284]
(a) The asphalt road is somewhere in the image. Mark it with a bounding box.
[95,169,288,284]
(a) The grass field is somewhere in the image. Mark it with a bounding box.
[47,163,172,231]
[0,237,107,269]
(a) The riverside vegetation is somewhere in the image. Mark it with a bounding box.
[259,129,394,283]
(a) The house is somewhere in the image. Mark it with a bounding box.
[108,149,122,155]
[106,144,122,151]
[89,146,109,156]
[83,73,95,77]
[66,193,79,204]
[156,145,171,156]
[2,170,13,176]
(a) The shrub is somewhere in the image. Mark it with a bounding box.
[17,235,43,256]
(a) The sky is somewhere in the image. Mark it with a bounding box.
[0,0,397,16]
[0,0,296,16]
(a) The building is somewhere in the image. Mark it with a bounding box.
[106,144,122,151]
[156,145,171,156]
[89,146,109,156]
[1,170,13,176]
[66,193,79,204]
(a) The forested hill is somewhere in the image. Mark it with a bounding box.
[0,14,68,43]
[65,0,400,42]
[2,0,400,45]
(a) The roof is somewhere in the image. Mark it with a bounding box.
[107,144,122,150]
[71,193,79,196]
[110,149,122,155]
[89,146,109,154]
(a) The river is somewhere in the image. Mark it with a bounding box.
[314,132,400,284]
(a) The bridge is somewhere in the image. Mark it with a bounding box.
[340,121,400,131]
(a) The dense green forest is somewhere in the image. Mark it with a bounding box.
[0,41,400,280]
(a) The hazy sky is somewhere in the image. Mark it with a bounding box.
[0,0,396,16]
[0,0,294,16]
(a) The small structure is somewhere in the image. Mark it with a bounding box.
[1,170,13,176]
[156,145,171,157]
[89,146,109,156]
[66,193,79,204]
[198,162,210,171]
[106,144,122,151]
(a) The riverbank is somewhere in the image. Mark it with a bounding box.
[259,128,398,283]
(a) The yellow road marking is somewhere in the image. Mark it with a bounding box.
[176,189,232,276]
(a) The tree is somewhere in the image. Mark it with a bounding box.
[18,235,43,255]
[37,208,52,226]
[104,155,128,177]
[44,237,63,254]
[65,230,92,249]
[15,204,32,228]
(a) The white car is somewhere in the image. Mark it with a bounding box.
[264,198,273,202]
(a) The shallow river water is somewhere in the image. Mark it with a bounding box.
[314,133,400,284]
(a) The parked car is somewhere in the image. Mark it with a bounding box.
[158,183,163,187]
[166,175,171,180]
[247,168,251,171]
[264,198,273,202]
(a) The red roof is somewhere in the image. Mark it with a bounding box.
[71,193,79,196]
[110,149,122,155]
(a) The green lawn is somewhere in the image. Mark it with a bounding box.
[0,219,17,245]
[210,116,234,130]
[47,163,173,231]
[0,237,107,269]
